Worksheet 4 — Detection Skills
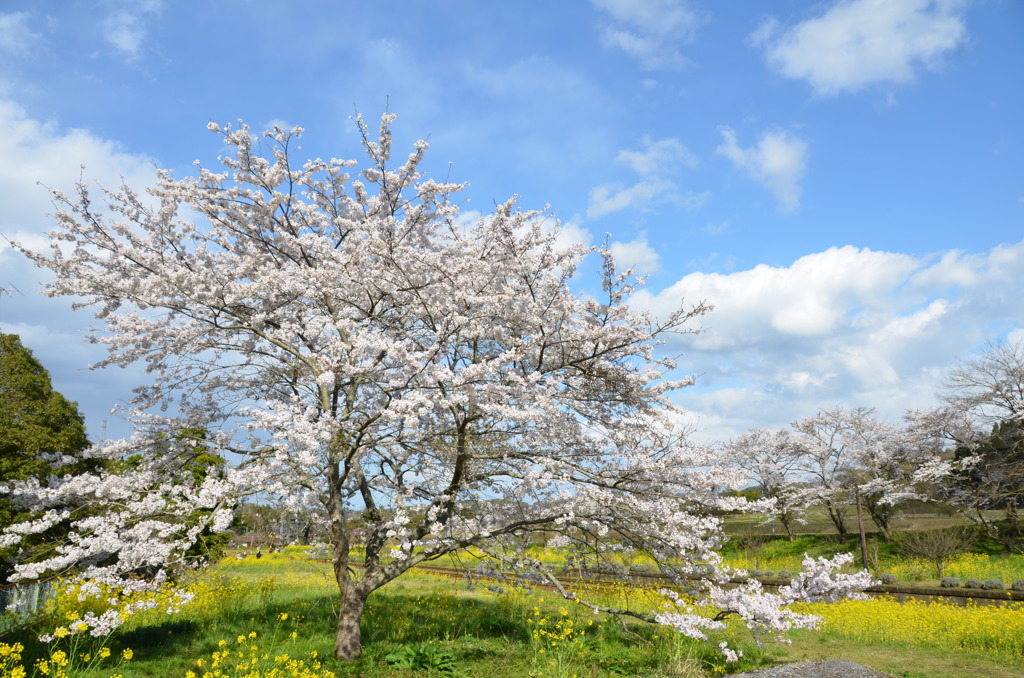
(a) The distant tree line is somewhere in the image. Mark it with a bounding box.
[725,339,1024,552]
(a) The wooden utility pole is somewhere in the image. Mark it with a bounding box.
[855,487,869,570]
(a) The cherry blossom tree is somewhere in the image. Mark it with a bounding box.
[789,407,859,537]
[2,114,870,660]
[783,407,950,541]
[919,339,1024,550]
[724,428,805,539]
[841,409,950,542]
[941,339,1024,425]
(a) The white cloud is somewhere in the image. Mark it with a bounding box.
[633,241,1024,443]
[587,136,705,219]
[0,100,156,243]
[587,181,708,219]
[616,136,697,174]
[717,126,807,213]
[589,0,703,70]
[100,0,163,61]
[588,179,671,219]
[753,0,968,96]
[0,100,157,439]
[639,246,919,349]
[552,219,593,253]
[0,11,39,55]
[610,234,660,276]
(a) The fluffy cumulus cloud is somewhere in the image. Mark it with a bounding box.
[589,0,703,70]
[0,101,156,248]
[632,242,1024,442]
[588,136,706,219]
[100,0,163,60]
[0,100,157,438]
[717,127,807,213]
[752,0,968,96]
[610,234,661,276]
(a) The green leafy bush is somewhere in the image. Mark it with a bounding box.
[385,642,458,675]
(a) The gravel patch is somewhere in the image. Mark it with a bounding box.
[730,659,894,678]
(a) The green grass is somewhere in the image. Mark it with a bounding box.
[4,546,1024,678]
[776,630,1024,678]
[717,529,1024,585]
[1,553,776,678]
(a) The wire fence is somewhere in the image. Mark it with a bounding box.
[0,579,56,633]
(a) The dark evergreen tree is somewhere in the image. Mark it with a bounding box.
[952,420,1024,551]
[0,332,92,580]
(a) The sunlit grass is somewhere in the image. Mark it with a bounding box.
[717,532,1024,585]
[1,552,770,677]
[4,545,1024,678]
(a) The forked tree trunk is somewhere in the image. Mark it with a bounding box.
[335,585,368,660]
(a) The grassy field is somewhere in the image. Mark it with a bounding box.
[3,546,1024,678]
[721,505,979,537]
[717,528,1024,587]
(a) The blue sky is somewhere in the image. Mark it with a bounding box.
[1,0,1022,444]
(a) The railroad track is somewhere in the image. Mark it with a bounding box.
[410,563,1024,606]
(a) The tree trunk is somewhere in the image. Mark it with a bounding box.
[855,489,869,571]
[334,585,367,660]
[825,501,848,537]
[864,495,893,542]
[779,514,795,540]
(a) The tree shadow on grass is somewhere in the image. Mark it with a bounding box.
[361,591,526,646]
[118,619,199,660]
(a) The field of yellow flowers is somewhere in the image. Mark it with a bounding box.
[2,545,1023,678]
[793,597,1024,664]
[719,531,1024,586]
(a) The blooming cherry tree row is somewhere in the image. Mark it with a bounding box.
[726,406,954,541]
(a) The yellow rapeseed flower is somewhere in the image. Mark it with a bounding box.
[1,642,25,658]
